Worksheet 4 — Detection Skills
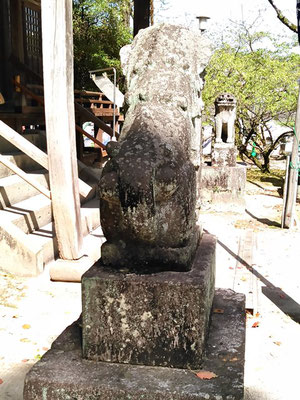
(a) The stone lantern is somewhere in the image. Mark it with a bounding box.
[196,15,210,33]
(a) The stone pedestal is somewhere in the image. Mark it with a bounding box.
[201,165,246,212]
[23,234,246,400]
[23,288,245,400]
[82,234,215,369]
[212,143,237,167]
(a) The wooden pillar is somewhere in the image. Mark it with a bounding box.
[41,0,83,259]
[133,0,150,37]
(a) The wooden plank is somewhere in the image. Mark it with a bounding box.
[0,120,91,198]
[74,89,103,96]
[41,0,83,260]
[0,154,51,199]
[76,98,113,105]
[0,120,48,167]
[233,230,259,315]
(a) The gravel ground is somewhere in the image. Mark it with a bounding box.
[1,176,300,399]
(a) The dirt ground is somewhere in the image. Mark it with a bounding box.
[1,162,300,399]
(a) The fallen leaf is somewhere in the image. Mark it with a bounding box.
[22,324,31,330]
[42,347,49,351]
[213,308,224,314]
[21,359,29,363]
[255,312,260,318]
[273,341,282,346]
[230,357,239,362]
[229,267,234,270]
[279,294,286,299]
[12,315,18,319]
[0,379,3,384]
[195,370,218,380]
[20,338,30,343]
[240,276,247,282]
[252,321,260,328]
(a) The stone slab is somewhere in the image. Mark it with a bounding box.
[82,233,216,369]
[200,165,246,212]
[212,143,237,167]
[23,288,245,400]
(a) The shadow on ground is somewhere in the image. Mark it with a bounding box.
[204,229,300,324]
[246,209,281,228]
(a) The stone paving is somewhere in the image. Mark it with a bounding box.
[1,179,300,399]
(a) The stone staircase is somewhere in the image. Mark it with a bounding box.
[0,130,101,277]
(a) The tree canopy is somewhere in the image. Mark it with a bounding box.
[203,22,300,172]
[73,0,132,90]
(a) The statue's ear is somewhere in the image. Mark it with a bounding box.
[106,141,120,158]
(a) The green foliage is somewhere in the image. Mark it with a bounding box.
[203,25,300,172]
[73,0,132,89]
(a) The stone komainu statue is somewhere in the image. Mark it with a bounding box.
[99,24,211,271]
[214,93,237,144]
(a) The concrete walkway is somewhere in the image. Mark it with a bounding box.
[1,180,300,399]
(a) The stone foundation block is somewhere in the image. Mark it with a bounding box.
[82,233,216,369]
[23,288,245,400]
[201,165,246,211]
[212,143,237,167]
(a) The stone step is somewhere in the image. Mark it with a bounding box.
[0,184,99,235]
[0,152,43,178]
[0,197,100,276]
[0,130,47,154]
[0,170,50,208]
[26,198,100,270]
[0,193,52,234]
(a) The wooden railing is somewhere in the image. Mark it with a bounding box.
[0,120,92,198]
[0,153,51,199]
[13,79,115,146]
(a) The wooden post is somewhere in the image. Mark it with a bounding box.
[41,0,83,259]
[133,0,150,37]
[284,80,300,228]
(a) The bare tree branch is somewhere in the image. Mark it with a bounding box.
[266,0,298,33]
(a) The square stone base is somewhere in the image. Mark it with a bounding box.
[201,165,246,212]
[212,143,237,167]
[82,234,216,369]
[23,289,245,400]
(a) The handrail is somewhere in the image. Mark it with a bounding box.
[14,80,44,105]
[76,98,114,105]
[9,54,43,83]
[13,79,109,146]
[74,89,104,96]
[0,120,92,198]
[0,154,51,199]
[76,125,106,150]
[75,102,119,139]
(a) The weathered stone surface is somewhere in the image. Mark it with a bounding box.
[99,24,211,271]
[200,165,246,211]
[23,289,245,400]
[212,143,237,167]
[82,233,216,369]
